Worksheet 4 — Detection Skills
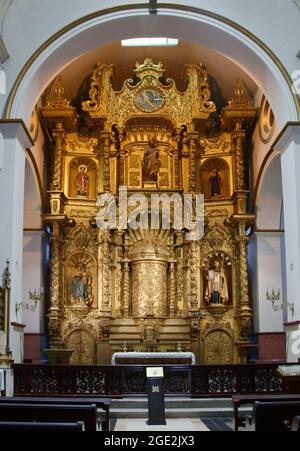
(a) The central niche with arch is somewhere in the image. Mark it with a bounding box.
[68,157,97,199]
[201,158,231,199]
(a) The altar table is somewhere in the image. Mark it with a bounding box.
[111,352,196,365]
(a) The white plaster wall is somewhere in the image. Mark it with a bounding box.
[256,154,283,230]
[21,232,43,334]
[22,160,43,335]
[0,0,11,33]
[280,133,300,323]
[23,159,42,229]
[254,233,284,333]
[0,0,299,119]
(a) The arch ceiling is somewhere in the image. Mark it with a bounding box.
[4,7,298,127]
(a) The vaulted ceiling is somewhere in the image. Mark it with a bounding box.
[59,40,258,104]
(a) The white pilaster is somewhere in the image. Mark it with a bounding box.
[274,124,300,323]
[249,231,284,333]
[274,124,300,362]
[0,120,33,362]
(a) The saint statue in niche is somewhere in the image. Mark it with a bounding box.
[71,265,93,307]
[205,261,229,305]
[209,168,222,198]
[76,164,89,197]
[142,138,160,183]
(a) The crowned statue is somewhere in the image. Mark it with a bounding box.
[76,164,89,197]
[205,261,229,305]
[143,138,160,183]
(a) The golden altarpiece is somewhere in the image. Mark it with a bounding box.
[42,59,256,365]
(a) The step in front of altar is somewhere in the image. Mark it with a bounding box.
[110,398,250,419]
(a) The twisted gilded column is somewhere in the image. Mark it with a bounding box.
[236,221,252,342]
[122,258,131,317]
[50,122,64,191]
[101,229,111,314]
[233,122,246,192]
[189,240,198,311]
[48,221,63,347]
[188,135,198,193]
[101,132,111,192]
[169,260,177,317]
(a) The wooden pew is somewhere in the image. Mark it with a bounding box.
[0,421,85,431]
[0,397,111,431]
[232,394,300,431]
[292,416,300,432]
[248,401,300,431]
[0,404,97,432]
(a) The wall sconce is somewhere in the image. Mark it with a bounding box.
[266,289,283,312]
[16,287,44,315]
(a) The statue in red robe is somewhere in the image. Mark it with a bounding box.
[76,165,89,197]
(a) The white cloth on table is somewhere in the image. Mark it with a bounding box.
[111,352,196,365]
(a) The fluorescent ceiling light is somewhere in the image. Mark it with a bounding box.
[121,38,178,47]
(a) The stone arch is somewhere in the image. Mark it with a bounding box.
[4,5,298,128]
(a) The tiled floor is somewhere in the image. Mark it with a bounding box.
[114,418,210,431]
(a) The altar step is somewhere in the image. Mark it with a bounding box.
[110,397,251,419]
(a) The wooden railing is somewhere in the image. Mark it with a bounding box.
[12,363,295,398]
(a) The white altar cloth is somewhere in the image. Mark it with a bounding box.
[111,352,196,365]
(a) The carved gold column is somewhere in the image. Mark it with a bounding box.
[174,231,184,316]
[101,132,111,192]
[117,126,126,188]
[48,123,66,215]
[169,259,177,318]
[233,122,246,192]
[114,230,124,316]
[48,221,63,348]
[232,217,255,346]
[189,240,199,312]
[174,128,183,189]
[188,134,198,193]
[181,133,189,193]
[50,122,64,191]
[122,258,131,318]
[100,229,111,315]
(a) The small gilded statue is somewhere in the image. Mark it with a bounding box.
[143,138,160,182]
[76,164,89,197]
[209,168,222,198]
[71,268,93,307]
[205,261,229,305]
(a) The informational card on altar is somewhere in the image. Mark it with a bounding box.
[146,367,164,378]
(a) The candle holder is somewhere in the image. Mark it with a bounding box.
[16,287,44,315]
